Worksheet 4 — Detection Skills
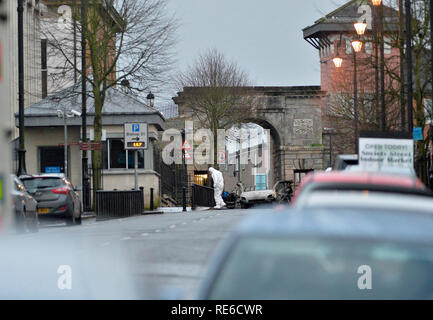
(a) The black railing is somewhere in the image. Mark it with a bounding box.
[191,184,216,210]
[96,189,144,219]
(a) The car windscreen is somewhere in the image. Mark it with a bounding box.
[207,236,433,300]
[22,178,64,193]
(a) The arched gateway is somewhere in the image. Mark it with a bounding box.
[173,86,326,188]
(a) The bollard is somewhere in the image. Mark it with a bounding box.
[150,188,154,211]
[191,185,196,211]
[182,187,187,212]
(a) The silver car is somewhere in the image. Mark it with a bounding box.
[20,174,82,225]
[11,175,38,233]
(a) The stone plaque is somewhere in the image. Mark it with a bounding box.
[293,119,313,136]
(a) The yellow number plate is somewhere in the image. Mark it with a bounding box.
[37,208,50,214]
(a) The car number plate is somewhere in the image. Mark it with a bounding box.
[37,208,50,214]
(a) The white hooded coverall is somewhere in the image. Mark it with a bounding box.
[209,167,226,208]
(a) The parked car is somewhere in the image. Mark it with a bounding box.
[20,174,82,225]
[11,175,38,233]
[239,180,293,209]
[332,154,358,171]
[291,171,430,205]
[294,190,433,213]
[198,209,433,299]
[345,165,417,177]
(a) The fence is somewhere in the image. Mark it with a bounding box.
[154,144,189,205]
[191,184,216,209]
[95,189,144,219]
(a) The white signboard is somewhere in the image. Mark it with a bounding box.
[358,138,414,170]
[124,123,148,150]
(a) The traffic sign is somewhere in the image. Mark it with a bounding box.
[182,140,192,150]
[183,149,192,160]
[413,127,423,141]
[124,123,148,150]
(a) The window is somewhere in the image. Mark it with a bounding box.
[39,146,66,174]
[255,174,267,191]
[103,138,145,170]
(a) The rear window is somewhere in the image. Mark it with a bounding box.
[207,237,433,300]
[22,178,64,192]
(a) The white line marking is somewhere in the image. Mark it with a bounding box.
[141,233,149,236]
[169,225,176,229]
[101,242,110,247]
[121,236,132,241]
[155,229,161,233]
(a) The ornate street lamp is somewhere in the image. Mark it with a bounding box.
[354,21,367,36]
[372,0,382,6]
[351,39,363,53]
[147,92,155,108]
[333,57,343,68]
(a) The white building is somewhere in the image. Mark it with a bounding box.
[4,0,46,140]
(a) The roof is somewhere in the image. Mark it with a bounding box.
[303,0,399,49]
[236,209,433,243]
[19,84,165,130]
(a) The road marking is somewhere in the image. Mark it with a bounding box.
[121,236,132,241]
[101,242,110,247]
[141,233,149,236]
[155,229,161,233]
[182,222,187,225]
[169,225,176,229]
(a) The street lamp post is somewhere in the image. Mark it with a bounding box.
[372,0,386,132]
[58,110,82,178]
[405,0,414,135]
[17,0,27,176]
[81,0,90,211]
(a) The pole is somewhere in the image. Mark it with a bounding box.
[73,0,77,84]
[354,52,359,153]
[64,115,68,177]
[399,0,406,131]
[134,150,138,190]
[81,0,90,210]
[373,4,380,128]
[329,133,332,167]
[405,0,414,135]
[379,3,386,132]
[17,0,26,176]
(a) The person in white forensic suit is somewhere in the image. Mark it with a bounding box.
[208,167,226,209]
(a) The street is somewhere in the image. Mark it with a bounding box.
[0,209,249,299]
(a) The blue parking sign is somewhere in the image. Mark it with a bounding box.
[413,127,423,141]
[132,124,140,132]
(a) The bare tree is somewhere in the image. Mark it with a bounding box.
[43,0,177,193]
[176,49,255,167]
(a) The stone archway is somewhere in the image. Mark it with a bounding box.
[173,86,326,186]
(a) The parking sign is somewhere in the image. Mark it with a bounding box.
[124,123,148,150]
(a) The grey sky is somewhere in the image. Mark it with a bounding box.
[168,0,348,90]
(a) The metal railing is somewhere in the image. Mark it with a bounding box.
[96,189,144,219]
[191,184,216,210]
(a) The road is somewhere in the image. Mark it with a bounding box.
[0,209,249,299]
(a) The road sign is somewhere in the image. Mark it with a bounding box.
[358,137,414,170]
[45,167,61,173]
[124,123,148,150]
[217,150,226,163]
[182,140,192,150]
[183,149,192,160]
[413,127,423,141]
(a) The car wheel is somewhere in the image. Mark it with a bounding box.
[75,213,82,225]
[15,210,25,233]
[66,214,75,226]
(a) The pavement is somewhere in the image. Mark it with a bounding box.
[0,208,249,299]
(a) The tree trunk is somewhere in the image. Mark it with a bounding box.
[92,87,104,207]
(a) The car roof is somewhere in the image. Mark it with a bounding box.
[303,171,425,190]
[295,191,433,214]
[236,208,433,244]
[20,174,65,179]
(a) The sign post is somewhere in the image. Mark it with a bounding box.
[124,123,148,190]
